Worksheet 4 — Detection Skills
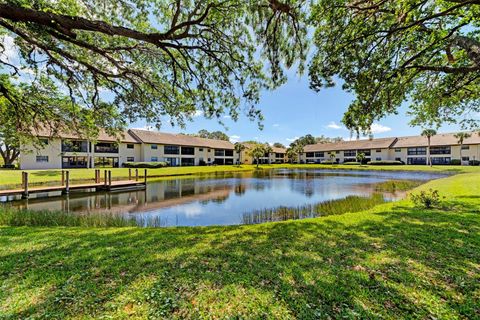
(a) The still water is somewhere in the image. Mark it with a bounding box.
[2,169,446,226]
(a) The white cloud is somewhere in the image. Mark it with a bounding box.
[131,125,155,131]
[326,121,344,130]
[223,115,231,119]
[0,35,17,63]
[191,110,204,117]
[286,136,299,142]
[273,123,280,127]
[229,135,240,143]
[370,123,392,134]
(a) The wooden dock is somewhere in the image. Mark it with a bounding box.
[0,169,147,199]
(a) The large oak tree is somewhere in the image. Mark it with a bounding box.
[0,0,307,137]
[309,0,480,134]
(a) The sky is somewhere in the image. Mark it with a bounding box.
[131,71,462,146]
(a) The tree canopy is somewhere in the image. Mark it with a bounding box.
[309,0,480,133]
[188,129,230,141]
[0,0,307,134]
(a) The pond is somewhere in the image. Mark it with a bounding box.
[1,169,447,227]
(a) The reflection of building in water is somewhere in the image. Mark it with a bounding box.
[13,178,233,215]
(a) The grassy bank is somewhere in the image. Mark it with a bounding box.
[0,163,478,188]
[1,173,479,318]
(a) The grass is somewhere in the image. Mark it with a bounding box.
[373,179,425,192]
[0,163,478,188]
[242,194,386,224]
[0,172,479,318]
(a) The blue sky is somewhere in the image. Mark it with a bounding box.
[131,72,462,145]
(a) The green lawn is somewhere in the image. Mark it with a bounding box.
[1,173,479,318]
[1,163,478,188]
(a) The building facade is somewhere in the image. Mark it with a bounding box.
[19,130,480,169]
[300,133,480,165]
[20,129,238,169]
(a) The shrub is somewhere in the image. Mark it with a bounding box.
[450,159,461,165]
[321,160,337,164]
[343,161,361,165]
[469,160,480,166]
[123,161,168,168]
[410,189,442,209]
[367,160,404,165]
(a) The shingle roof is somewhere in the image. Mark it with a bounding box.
[129,129,234,149]
[392,132,480,148]
[32,127,140,143]
[303,137,397,152]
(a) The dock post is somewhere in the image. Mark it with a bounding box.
[95,169,99,183]
[61,170,65,186]
[22,172,29,199]
[108,170,112,190]
[135,169,139,181]
[64,171,70,194]
[144,169,147,186]
[129,168,132,180]
[104,170,108,186]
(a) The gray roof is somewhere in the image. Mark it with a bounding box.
[303,137,397,152]
[392,132,480,148]
[129,129,234,149]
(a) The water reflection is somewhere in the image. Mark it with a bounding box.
[2,169,447,226]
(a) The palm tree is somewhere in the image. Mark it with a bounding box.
[454,132,472,165]
[421,129,437,167]
[234,142,246,165]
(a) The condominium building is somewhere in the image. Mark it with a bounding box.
[300,132,480,165]
[240,144,287,164]
[19,130,480,169]
[20,129,238,169]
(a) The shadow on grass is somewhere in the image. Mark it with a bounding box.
[1,206,479,318]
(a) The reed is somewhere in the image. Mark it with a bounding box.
[374,179,424,192]
[0,207,166,227]
[242,193,385,224]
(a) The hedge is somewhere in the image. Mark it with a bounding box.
[343,162,361,165]
[122,162,168,168]
[321,160,337,164]
[450,159,461,165]
[367,160,404,166]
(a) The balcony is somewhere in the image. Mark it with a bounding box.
[62,140,88,153]
[94,142,119,153]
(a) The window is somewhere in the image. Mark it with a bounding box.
[430,146,451,155]
[127,157,134,162]
[407,147,426,155]
[208,149,211,152]
[462,156,470,161]
[225,150,234,157]
[166,158,178,166]
[315,152,324,158]
[181,147,195,155]
[181,158,195,166]
[39,138,49,145]
[151,156,158,162]
[199,148,204,152]
[376,157,382,161]
[306,152,315,158]
[276,153,284,158]
[395,148,401,152]
[359,150,371,156]
[164,145,180,155]
[376,149,382,153]
[62,140,88,152]
[395,157,402,161]
[127,144,134,149]
[431,157,451,165]
[94,142,118,153]
[407,157,427,165]
[215,149,225,157]
[344,150,356,157]
[461,145,470,150]
[36,155,49,163]
[151,144,158,150]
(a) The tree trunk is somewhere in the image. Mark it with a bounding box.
[428,137,431,167]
